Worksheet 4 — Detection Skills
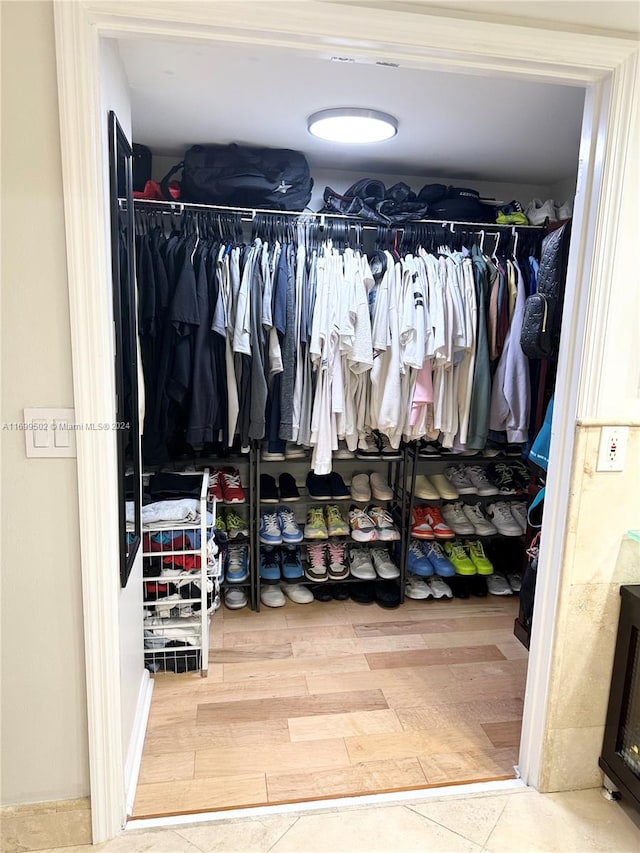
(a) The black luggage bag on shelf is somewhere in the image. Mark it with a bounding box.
[160,143,313,211]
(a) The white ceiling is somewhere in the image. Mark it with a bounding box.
[118,36,585,185]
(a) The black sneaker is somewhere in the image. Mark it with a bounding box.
[327,471,350,499]
[306,472,332,500]
[260,474,278,503]
[349,581,376,603]
[418,439,442,457]
[374,579,401,608]
[356,432,381,459]
[469,575,488,597]
[309,583,333,602]
[331,584,350,601]
[487,462,519,496]
[278,473,300,502]
[378,432,402,461]
[448,575,471,599]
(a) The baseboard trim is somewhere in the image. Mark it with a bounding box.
[124,670,153,818]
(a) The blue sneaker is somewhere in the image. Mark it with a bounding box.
[422,541,456,577]
[259,510,282,545]
[278,506,303,544]
[260,546,281,583]
[281,545,304,580]
[226,544,249,583]
[407,540,434,577]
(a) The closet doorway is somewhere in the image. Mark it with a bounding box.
[120,34,580,818]
[54,1,635,839]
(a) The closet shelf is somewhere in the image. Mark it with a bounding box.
[131,197,547,232]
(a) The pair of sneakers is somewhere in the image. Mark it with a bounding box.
[260,545,304,583]
[259,507,303,545]
[305,541,349,582]
[214,508,248,541]
[405,574,453,600]
[443,539,494,576]
[356,431,402,460]
[407,540,456,577]
[348,547,400,581]
[304,505,350,539]
[349,505,400,542]
[441,501,497,536]
[411,505,454,540]
[208,467,246,503]
[525,198,573,225]
[443,464,499,497]
[486,501,527,536]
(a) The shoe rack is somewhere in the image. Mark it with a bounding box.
[254,445,411,611]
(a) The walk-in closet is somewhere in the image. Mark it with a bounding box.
[109,32,585,818]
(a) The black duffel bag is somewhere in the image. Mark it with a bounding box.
[160,143,313,211]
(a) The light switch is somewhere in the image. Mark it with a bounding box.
[24,408,76,457]
[32,419,50,448]
[54,419,70,448]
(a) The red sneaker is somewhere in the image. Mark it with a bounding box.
[220,467,245,503]
[423,506,455,539]
[411,506,434,540]
[208,469,223,503]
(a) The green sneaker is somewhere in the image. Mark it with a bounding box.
[443,540,476,575]
[325,504,349,537]
[304,506,328,540]
[214,514,228,544]
[465,540,494,576]
[225,509,248,539]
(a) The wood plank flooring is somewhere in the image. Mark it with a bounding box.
[132,595,526,818]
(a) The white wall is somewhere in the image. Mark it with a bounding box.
[0,0,87,803]
[98,37,146,773]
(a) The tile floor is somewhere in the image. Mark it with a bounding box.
[38,785,640,852]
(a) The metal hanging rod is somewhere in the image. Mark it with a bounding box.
[124,197,545,231]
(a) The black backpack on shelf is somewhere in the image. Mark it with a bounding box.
[160,143,313,211]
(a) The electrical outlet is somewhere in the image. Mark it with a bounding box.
[596,426,629,472]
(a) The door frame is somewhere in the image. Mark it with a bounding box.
[53,0,639,841]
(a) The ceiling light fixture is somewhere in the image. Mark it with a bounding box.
[307,108,398,144]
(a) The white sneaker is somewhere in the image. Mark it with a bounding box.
[555,200,573,220]
[486,502,524,536]
[507,573,522,593]
[465,466,499,496]
[281,583,314,604]
[223,588,248,610]
[262,450,286,462]
[444,465,477,495]
[285,442,307,459]
[405,574,432,599]
[370,471,393,501]
[350,473,371,502]
[510,502,528,535]
[348,548,376,580]
[379,432,402,460]
[487,573,513,596]
[413,474,440,500]
[428,576,453,599]
[260,586,287,607]
[462,502,497,536]
[525,198,556,225]
[429,473,459,500]
[371,548,400,579]
[334,440,355,459]
[441,501,475,535]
